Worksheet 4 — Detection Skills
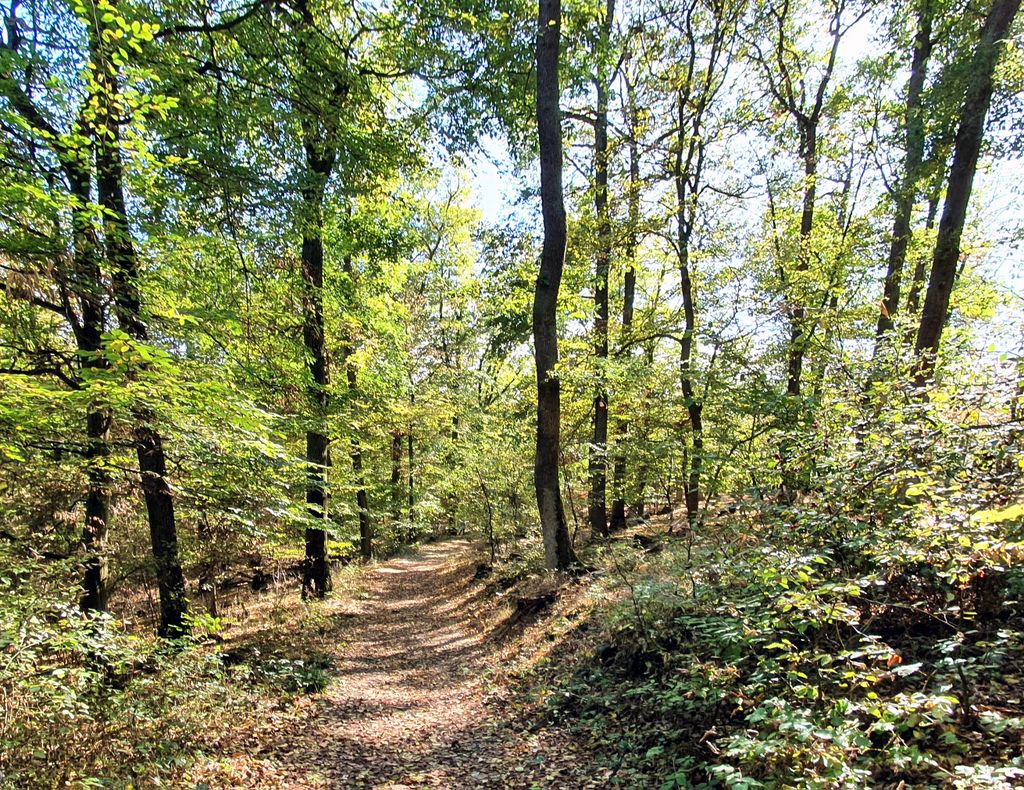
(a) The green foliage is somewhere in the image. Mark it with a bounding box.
[0,0,1022,781]
[250,654,334,694]
[0,548,252,787]
[537,375,1024,788]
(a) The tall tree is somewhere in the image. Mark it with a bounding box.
[587,0,616,539]
[298,119,336,596]
[0,13,113,611]
[610,62,640,532]
[90,6,188,635]
[913,0,1020,384]
[874,0,935,345]
[751,0,854,399]
[342,253,372,560]
[534,0,578,571]
[667,0,737,527]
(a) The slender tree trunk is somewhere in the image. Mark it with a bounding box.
[874,0,933,345]
[407,428,415,524]
[630,343,656,519]
[135,430,188,635]
[759,2,843,499]
[777,121,820,501]
[197,514,219,617]
[481,480,495,563]
[390,432,403,524]
[611,74,639,532]
[588,12,613,538]
[72,179,113,614]
[675,93,705,529]
[93,38,187,635]
[342,255,372,560]
[350,409,371,560]
[534,0,578,571]
[786,126,817,398]
[81,403,111,613]
[447,414,459,533]
[677,258,703,526]
[299,144,334,598]
[914,0,1020,385]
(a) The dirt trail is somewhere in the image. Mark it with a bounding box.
[269,540,607,789]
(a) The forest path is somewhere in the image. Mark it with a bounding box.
[270,540,606,789]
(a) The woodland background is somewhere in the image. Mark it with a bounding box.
[1,0,1023,785]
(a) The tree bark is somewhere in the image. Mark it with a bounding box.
[874,0,933,345]
[611,71,639,532]
[70,169,113,615]
[92,33,187,635]
[675,91,704,529]
[299,140,335,598]
[534,0,578,571]
[349,370,372,561]
[587,3,613,539]
[786,123,817,398]
[914,0,1020,385]
[2,28,114,614]
[342,255,372,560]
[80,402,112,613]
[407,426,415,523]
[391,431,404,524]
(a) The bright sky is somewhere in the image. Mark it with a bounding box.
[463,20,1024,361]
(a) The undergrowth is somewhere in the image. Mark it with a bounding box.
[520,408,1024,789]
[0,551,340,788]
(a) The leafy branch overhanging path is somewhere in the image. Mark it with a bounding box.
[267,541,605,789]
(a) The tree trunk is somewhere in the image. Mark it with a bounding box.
[136,427,188,635]
[80,404,111,613]
[447,414,459,533]
[407,428,415,524]
[914,0,1020,385]
[534,0,578,571]
[342,255,372,560]
[391,432,404,524]
[611,73,639,532]
[630,344,656,519]
[351,430,371,560]
[786,125,817,398]
[197,514,219,617]
[2,4,114,616]
[481,480,496,563]
[92,35,187,635]
[588,13,613,539]
[874,0,933,344]
[675,92,705,529]
[299,143,334,598]
[349,374,372,561]
[72,179,113,615]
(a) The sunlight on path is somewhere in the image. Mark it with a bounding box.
[269,541,606,789]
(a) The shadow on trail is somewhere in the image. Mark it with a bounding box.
[270,541,609,789]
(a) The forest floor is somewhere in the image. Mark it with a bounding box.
[192,540,610,789]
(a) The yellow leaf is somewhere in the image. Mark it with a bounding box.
[973,503,1024,524]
